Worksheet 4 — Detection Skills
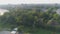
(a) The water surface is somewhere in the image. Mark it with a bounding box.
[0,31,10,34]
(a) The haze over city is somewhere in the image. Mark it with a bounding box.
[0,0,60,4]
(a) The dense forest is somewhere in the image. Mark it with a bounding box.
[0,4,60,34]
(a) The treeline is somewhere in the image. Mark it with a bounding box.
[0,7,60,32]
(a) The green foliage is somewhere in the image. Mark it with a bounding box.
[0,7,60,33]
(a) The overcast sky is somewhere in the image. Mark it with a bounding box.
[0,0,60,4]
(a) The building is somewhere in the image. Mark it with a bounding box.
[56,9,60,15]
[10,28,18,34]
[0,9,9,15]
[11,31,17,34]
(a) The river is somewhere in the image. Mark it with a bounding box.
[0,31,10,34]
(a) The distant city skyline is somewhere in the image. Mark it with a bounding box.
[0,0,60,5]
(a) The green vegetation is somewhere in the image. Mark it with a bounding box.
[0,6,60,34]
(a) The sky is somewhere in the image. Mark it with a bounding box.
[0,0,60,4]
